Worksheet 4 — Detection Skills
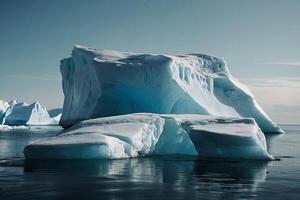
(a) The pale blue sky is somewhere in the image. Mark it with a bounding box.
[0,0,299,123]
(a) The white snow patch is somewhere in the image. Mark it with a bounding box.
[0,124,29,130]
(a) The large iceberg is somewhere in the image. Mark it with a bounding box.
[0,100,62,126]
[24,113,272,160]
[59,45,282,133]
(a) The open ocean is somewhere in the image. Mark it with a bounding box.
[0,125,299,200]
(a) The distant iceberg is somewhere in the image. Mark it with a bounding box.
[0,99,10,124]
[24,113,273,160]
[0,99,62,126]
[59,45,283,133]
[48,108,63,124]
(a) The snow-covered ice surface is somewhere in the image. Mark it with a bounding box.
[0,100,9,113]
[0,124,29,130]
[24,114,164,159]
[48,108,63,118]
[48,108,62,125]
[0,99,10,124]
[48,108,62,123]
[50,113,62,124]
[169,115,271,160]
[24,113,272,160]
[0,100,61,126]
[59,45,282,134]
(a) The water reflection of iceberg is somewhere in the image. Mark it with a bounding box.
[265,134,282,154]
[24,156,269,196]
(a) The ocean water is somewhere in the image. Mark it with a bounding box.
[0,125,299,200]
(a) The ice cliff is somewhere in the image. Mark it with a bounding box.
[24,113,272,160]
[59,45,282,133]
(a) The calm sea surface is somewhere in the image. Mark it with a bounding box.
[0,125,299,200]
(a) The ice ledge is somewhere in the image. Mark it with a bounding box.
[24,113,273,160]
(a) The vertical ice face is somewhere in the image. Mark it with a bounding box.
[59,45,283,133]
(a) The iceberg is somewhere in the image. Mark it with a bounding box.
[3,101,52,125]
[0,100,61,126]
[0,99,9,112]
[50,113,62,124]
[48,108,62,124]
[0,99,10,124]
[24,113,273,160]
[48,108,63,118]
[59,45,283,133]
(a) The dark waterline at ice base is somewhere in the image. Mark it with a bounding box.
[0,125,299,200]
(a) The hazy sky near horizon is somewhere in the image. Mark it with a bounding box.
[0,0,300,123]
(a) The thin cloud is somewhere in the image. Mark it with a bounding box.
[1,74,61,81]
[239,77,300,108]
[263,62,300,66]
[239,77,300,89]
